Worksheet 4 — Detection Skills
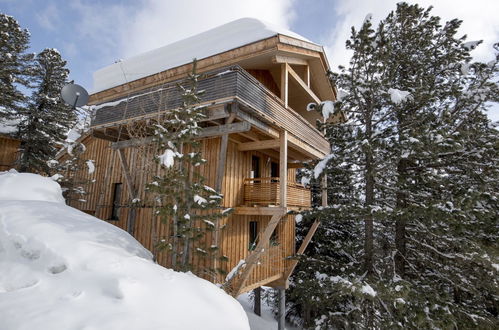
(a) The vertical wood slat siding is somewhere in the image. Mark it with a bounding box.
[91,67,329,156]
[0,136,20,171]
[67,136,298,290]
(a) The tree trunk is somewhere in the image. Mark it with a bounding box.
[395,158,409,277]
[364,120,375,276]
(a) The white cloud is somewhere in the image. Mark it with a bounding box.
[36,2,60,31]
[69,0,137,60]
[120,0,296,58]
[321,0,499,120]
[70,0,295,62]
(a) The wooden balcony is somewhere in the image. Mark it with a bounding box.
[90,66,329,159]
[243,177,311,208]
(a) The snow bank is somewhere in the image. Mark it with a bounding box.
[237,290,300,330]
[0,170,65,203]
[0,172,249,330]
[93,17,311,93]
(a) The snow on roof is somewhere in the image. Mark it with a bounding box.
[0,170,65,203]
[92,17,311,93]
[0,118,19,135]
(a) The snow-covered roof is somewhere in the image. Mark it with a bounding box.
[92,18,311,93]
[0,118,19,135]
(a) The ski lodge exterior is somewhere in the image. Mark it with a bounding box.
[68,18,340,296]
[0,129,21,172]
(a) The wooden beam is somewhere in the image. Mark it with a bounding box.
[238,139,279,151]
[287,63,321,104]
[288,162,306,169]
[117,149,137,198]
[233,211,286,296]
[287,134,325,159]
[234,207,287,216]
[213,110,232,281]
[305,64,310,88]
[280,63,288,107]
[215,136,229,191]
[111,136,154,149]
[238,273,283,295]
[198,122,251,138]
[233,107,280,138]
[91,129,118,142]
[111,122,251,149]
[202,105,229,122]
[279,130,288,207]
[272,55,308,66]
[117,149,138,236]
[282,220,320,281]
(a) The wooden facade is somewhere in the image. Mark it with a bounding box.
[66,23,340,296]
[0,134,20,171]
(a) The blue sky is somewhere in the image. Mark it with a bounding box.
[1,0,498,119]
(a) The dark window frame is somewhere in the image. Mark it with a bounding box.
[109,183,122,221]
[249,221,258,250]
[251,155,261,178]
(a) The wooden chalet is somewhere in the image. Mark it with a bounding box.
[68,18,339,297]
[0,124,20,172]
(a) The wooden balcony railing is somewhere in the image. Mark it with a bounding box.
[243,177,311,208]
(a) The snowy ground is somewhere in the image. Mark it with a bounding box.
[0,170,249,330]
[238,291,300,330]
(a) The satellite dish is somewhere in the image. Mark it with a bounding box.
[61,84,89,108]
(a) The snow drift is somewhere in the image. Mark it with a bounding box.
[0,170,249,330]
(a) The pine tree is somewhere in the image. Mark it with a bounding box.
[0,14,32,121]
[17,48,76,174]
[288,3,498,328]
[49,119,93,204]
[147,60,230,276]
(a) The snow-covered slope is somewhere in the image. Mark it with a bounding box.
[0,170,249,330]
[92,17,310,93]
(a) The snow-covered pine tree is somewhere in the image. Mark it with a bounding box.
[17,48,76,174]
[147,60,229,276]
[0,14,32,121]
[289,3,498,329]
[49,119,94,204]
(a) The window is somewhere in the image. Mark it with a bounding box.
[251,156,261,178]
[109,183,122,220]
[249,221,258,250]
[271,161,279,182]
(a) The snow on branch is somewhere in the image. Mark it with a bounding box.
[387,88,411,104]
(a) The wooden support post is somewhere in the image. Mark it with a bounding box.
[321,175,328,207]
[278,288,285,330]
[111,122,250,150]
[287,64,321,104]
[215,134,228,192]
[282,219,320,281]
[237,139,280,151]
[305,64,310,88]
[232,211,286,296]
[117,149,138,236]
[279,130,288,207]
[213,106,233,280]
[280,64,288,107]
[253,287,261,316]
